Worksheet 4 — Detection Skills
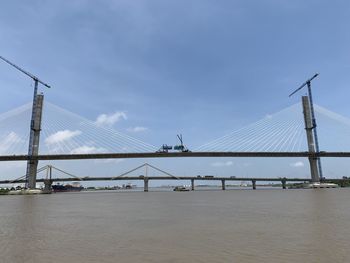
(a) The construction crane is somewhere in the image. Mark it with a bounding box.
[0,55,51,187]
[157,134,190,153]
[289,73,323,180]
[0,56,51,89]
[174,134,190,152]
[157,144,173,153]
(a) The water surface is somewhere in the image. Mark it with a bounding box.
[0,189,349,263]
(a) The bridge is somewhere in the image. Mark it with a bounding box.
[1,151,350,162]
[0,164,317,191]
[3,163,349,192]
[0,176,313,191]
[1,56,350,190]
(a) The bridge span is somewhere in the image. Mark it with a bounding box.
[0,176,313,184]
[2,176,348,191]
[0,176,314,191]
[1,151,350,162]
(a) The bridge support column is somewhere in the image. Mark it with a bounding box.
[252,180,256,190]
[282,178,287,189]
[43,179,52,194]
[221,179,226,190]
[191,179,195,191]
[26,94,44,189]
[144,178,149,192]
[302,96,320,183]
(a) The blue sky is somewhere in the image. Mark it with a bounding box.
[1,0,350,184]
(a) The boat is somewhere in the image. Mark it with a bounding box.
[289,182,339,189]
[240,182,248,187]
[305,182,339,189]
[52,183,84,192]
[122,183,134,189]
[173,186,190,191]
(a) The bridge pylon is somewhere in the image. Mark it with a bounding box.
[302,96,320,182]
[26,93,44,189]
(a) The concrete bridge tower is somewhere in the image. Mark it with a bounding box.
[26,93,44,189]
[302,96,320,182]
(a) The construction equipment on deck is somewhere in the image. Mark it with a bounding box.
[157,144,173,153]
[174,134,190,152]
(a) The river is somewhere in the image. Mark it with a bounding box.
[0,188,349,262]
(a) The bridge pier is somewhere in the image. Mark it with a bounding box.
[191,179,195,191]
[144,178,149,192]
[43,179,52,194]
[282,178,287,189]
[252,180,256,190]
[221,179,226,190]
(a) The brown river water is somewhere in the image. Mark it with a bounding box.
[0,188,349,263]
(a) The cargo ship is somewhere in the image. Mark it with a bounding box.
[52,183,84,192]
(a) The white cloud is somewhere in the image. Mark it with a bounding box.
[45,130,82,145]
[127,126,148,132]
[95,111,127,127]
[211,161,233,167]
[290,161,304,167]
[0,132,24,154]
[70,146,106,154]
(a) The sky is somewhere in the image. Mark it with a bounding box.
[1,0,350,185]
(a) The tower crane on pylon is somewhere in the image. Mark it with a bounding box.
[0,55,51,188]
[289,73,323,180]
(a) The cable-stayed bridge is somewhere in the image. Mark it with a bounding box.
[2,101,350,156]
[1,69,350,188]
[1,99,350,186]
[1,56,348,190]
[6,163,348,192]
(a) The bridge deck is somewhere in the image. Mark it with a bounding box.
[0,176,313,184]
[1,151,350,161]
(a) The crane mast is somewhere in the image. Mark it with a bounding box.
[0,55,51,188]
[289,73,323,180]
